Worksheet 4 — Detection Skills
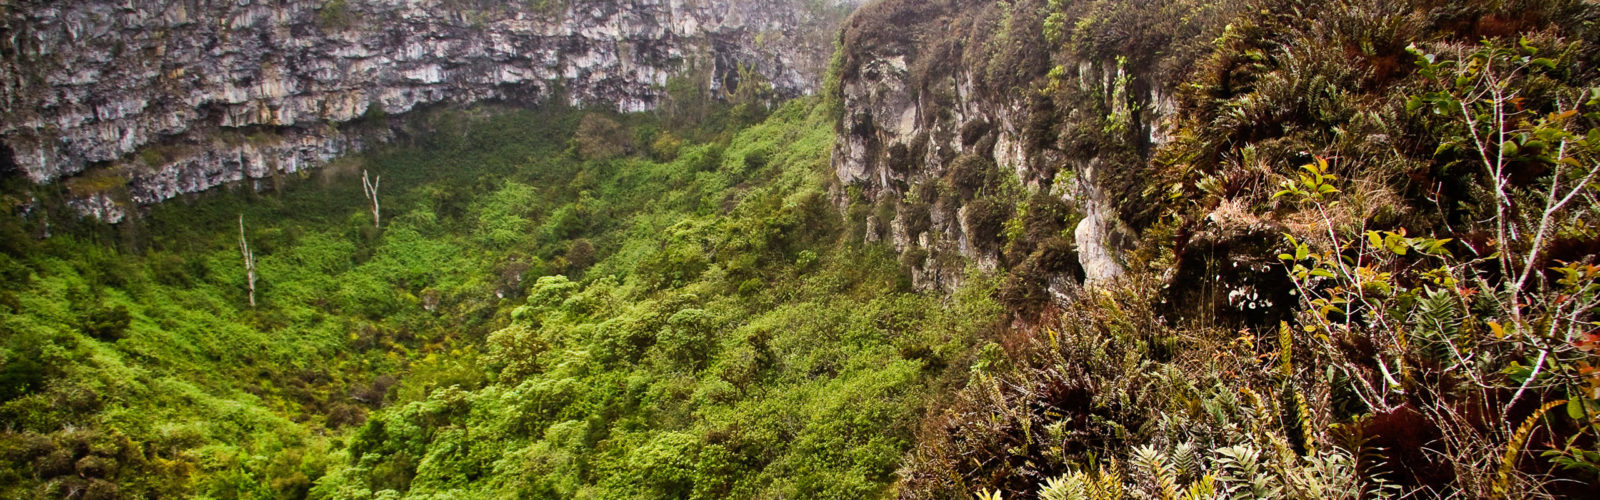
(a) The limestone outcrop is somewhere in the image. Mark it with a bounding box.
[829,0,1171,291]
[0,0,855,217]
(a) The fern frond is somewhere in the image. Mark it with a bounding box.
[1039,473,1090,500]
[1239,386,1269,439]
[1213,445,1281,498]
[1134,445,1183,500]
[1183,473,1216,500]
[1173,441,1200,479]
[1494,399,1566,496]
[1294,389,1316,456]
[1278,321,1295,378]
[1094,460,1125,500]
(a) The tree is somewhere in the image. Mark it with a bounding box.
[239,215,257,308]
[362,169,382,228]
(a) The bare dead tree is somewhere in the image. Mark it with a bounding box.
[1454,68,1600,420]
[362,169,381,228]
[239,215,257,308]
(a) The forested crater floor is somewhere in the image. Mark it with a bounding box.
[1,101,1003,498]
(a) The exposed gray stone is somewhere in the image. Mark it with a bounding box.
[0,0,858,213]
[829,1,1167,292]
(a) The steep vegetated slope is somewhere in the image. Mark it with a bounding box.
[0,97,1005,498]
[831,0,1600,498]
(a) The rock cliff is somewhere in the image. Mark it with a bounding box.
[0,0,854,220]
[830,0,1169,293]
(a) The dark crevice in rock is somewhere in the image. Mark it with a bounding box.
[0,143,17,180]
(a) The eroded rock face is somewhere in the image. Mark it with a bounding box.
[1072,159,1137,284]
[829,0,1169,291]
[0,0,856,211]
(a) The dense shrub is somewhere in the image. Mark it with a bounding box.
[573,113,632,160]
[650,131,683,161]
[946,153,996,200]
[963,197,1008,251]
[77,304,130,341]
[885,142,915,175]
[901,200,932,240]
[564,238,594,271]
[959,119,993,148]
[0,351,45,403]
